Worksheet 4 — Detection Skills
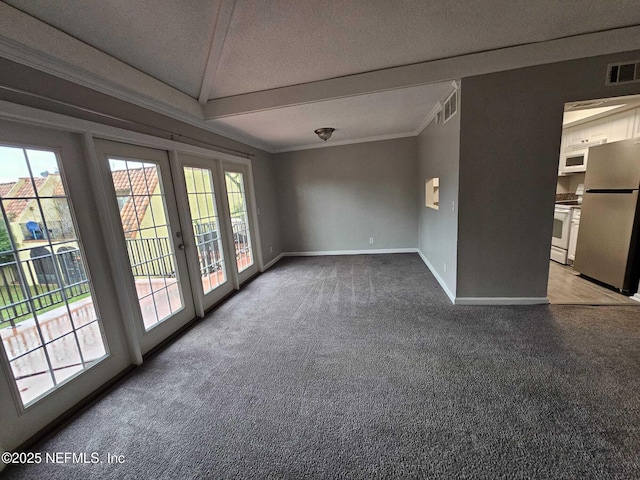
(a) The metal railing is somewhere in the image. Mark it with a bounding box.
[193,222,222,274]
[0,250,90,329]
[126,237,175,278]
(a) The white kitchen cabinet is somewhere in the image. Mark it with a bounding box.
[607,109,636,143]
[563,120,608,149]
[560,108,639,176]
[568,208,581,263]
[563,125,587,147]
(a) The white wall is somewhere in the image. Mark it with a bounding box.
[417,108,460,300]
[275,138,418,253]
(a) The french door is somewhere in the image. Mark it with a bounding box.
[172,153,234,313]
[222,162,259,284]
[0,120,129,448]
[0,116,262,453]
[93,139,195,354]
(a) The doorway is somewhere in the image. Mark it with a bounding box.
[548,94,640,305]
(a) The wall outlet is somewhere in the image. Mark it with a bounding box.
[451,201,455,211]
[444,262,447,273]
[270,246,273,254]
[369,237,374,244]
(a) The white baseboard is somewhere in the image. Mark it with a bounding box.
[416,250,456,304]
[631,293,640,303]
[283,248,418,256]
[454,297,550,305]
[262,253,284,271]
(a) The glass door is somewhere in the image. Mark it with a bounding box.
[0,120,129,449]
[173,153,234,313]
[93,139,195,353]
[222,163,259,284]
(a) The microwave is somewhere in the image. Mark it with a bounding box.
[560,149,588,173]
[559,139,607,174]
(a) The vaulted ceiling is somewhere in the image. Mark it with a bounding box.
[2,1,640,152]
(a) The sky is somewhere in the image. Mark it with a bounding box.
[0,146,60,184]
[0,146,154,186]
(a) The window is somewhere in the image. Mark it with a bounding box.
[184,167,226,294]
[0,145,107,407]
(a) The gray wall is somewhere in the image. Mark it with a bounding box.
[275,138,418,252]
[457,50,640,299]
[250,153,282,264]
[417,107,460,298]
[0,57,283,266]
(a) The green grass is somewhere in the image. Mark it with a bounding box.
[0,285,91,328]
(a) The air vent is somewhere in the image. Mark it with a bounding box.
[606,61,640,86]
[443,89,458,124]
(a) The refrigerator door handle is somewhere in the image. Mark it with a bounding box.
[586,189,635,194]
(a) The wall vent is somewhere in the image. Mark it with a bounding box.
[443,89,458,124]
[606,61,640,86]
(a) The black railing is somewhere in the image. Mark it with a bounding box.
[0,249,90,329]
[193,222,222,274]
[126,237,175,278]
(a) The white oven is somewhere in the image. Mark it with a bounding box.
[551,206,571,263]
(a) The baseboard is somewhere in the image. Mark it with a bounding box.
[631,293,640,303]
[454,297,550,305]
[283,248,418,256]
[262,253,284,271]
[416,250,456,304]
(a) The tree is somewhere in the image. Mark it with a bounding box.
[0,219,13,263]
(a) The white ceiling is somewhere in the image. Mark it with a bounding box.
[212,0,640,99]
[3,0,640,152]
[563,94,640,126]
[211,82,455,152]
[4,0,220,98]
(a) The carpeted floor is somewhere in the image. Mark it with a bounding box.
[3,254,640,479]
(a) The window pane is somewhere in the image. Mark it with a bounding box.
[109,159,184,330]
[184,167,226,294]
[0,144,108,407]
[225,171,253,273]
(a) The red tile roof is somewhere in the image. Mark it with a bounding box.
[0,169,159,238]
[0,182,15,197]
[52,174,65,196]
[2,178,47,220]
[110,167,159,238]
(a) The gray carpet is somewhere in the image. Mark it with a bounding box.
[3,254,640,479]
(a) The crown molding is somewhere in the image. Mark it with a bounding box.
[0,34,272,153]
[415,102,443,135]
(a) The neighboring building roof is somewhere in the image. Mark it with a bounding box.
[110,167,159,237]
[0,182,14,197]
[52,175,66,196]
[2,178,47,220]
[0,169,159,238]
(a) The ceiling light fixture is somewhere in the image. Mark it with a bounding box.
[314,127,335,142]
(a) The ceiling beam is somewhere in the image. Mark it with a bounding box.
[198,0,236,105]
[203,25,640,120]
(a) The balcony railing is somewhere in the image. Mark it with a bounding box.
[0,249,90,329]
